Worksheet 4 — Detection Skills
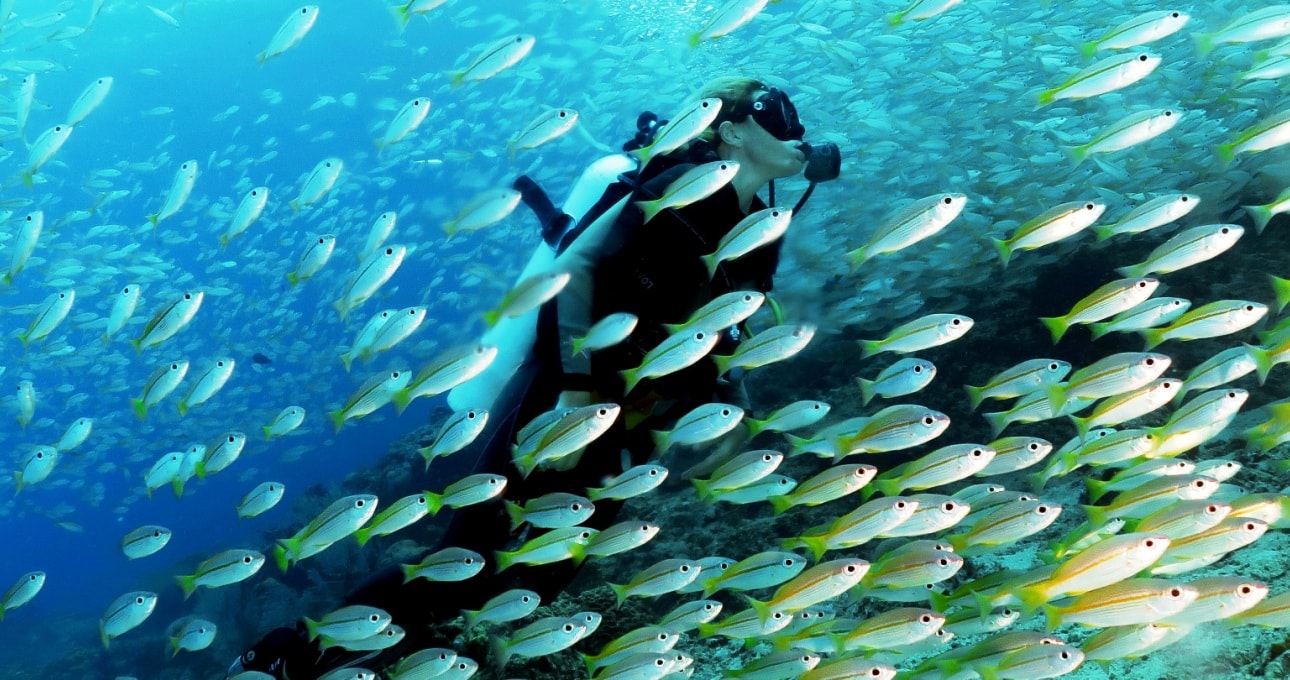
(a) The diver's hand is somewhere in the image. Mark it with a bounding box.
[227,626,321,679]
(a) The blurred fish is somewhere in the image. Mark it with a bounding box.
[259,5,320,65]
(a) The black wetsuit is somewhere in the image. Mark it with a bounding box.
[236,151,785,678]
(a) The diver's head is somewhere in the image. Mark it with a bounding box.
[696,77,808,185]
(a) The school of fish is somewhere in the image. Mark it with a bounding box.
[4,0,1290,679]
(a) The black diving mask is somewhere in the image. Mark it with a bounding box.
[731,88,805,142]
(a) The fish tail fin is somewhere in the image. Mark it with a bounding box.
[712,353,732,376]
[1088,321,1111,340]
[505,500,526,532]
[875,479,902,498]
[687,31,702,48]
[1069,414,1090,440]
[1248,204,1277,235]
[391,388,412,414]
[1194,32,1215,57]
[1040,315,1069,344]
[745,596,772,625]
[256,52,267,66]
[619,367,640,395]
[1093,225,1115,242]
[691,478,712,503]
[354,528,372,547]
[482,309,501,328]
[261,425,273,440]
[286,272,299,287]
[219,234,231,249]
[1086,477,1109,503]
[274,541,293,572]
[701,252,719,279]
[176,400,188,417]
[193,461,206,480]
[129,338,143,354]
[1042,604,1063,632]
[424,491,445,516]
[635,198,663,224]
[768,494,794,515]
[650,429,669,454]
[147,213,159,227]
[983,411,1010,439]
[441,221,458,239]
[328,409,346,434]
[1016,585,1049,618]
[170,635,181,657]
[1115,263,1142,278]
[1247,344,1274,385]
[1062,144,1087,169]
[1269,275,1290,314]
[450,72,466,89]
[13,471,22,495]
[100,623,111,649]
[1036,88,1057,108]
[289,200,300,213]
[171,477,184,498]
[1082,504,1109,527]
[799,535,830,563]
[20,171,32,189]
[743,417,766,438]
[886,11,906,27]
[570,336,585,357]
[948,533,968,554]
[845,246,868,270]
[608,581,629,607]
[1216,142,1236,167]
[176,574,197,600]
[964,384,985,410]
[1078,40,1099,60]
[1046,384,1068,415]
[991,237,1012,268]
[857,377,876,406]
[494,549,514,573]
[1140,328,1165,351]
[130,398,148,421]
[857,339,881,359]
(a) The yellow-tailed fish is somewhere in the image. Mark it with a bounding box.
[689,0,769,47]
[965,358,1070,410]
[341,309,395,371]
[462,589,541,630]
[747,558,870,621]
[1089,297,1190,340]
[494,526,596,572]
[262,406,305,440]
[1043,578,1197,630]
[290,157,343,212]
[1178,347,1256,401]
[237,482,286,519]
[221,187,269,247]
[1152,518,1267,572]
[66,75,112,125]
[275,494,380,571]
[1088,460,1196,504]
[483,271,570,328]
[992,200,1105,267]
[861,546,962,590]
[420,408,489,468]
[450,34,535,88]
[703,207,792,278]
[258,5,319,64]
[665,290,765,334]
[1047,351,1169,413]
[832,404,950,459]
[122,525,171,560]
[1064,108,1180,167]
[515,404,620,477]
[1218,107,1290,165]
[508,108,578,159]
[583,520,660,559]
[19,289,74,347]
[377,97,430,152]
[636,160,740,224]
[571,312,637,356]
[1157,577,1267,624]
[1094,193,1200,241]
[1040,277,1158,343]
[1141,300,1266,350]
[1195,5,1290,56]
[423,473,507,515]
[870,443,995,498]
[951,499,1062,554]
[1117,224,1244,278]
[889,0,963,27]
[702,551,807,597]
[1068,377,1178,437]
[14,74,34,139]
[144,451,183,499]
[393,343,498,414]
[4,211,43,284]
[691,449,783,501]
[442,188,521,238]
[620,328,721,394]
[100,591,157,648]
[859,358,936,407]
[1245,185,1290,234]
[22,123,73,187]
[130,290,203,353]
[197,431,247,479]
[103,283,142,343]
[360,211,398,262]
[609,559,702,605]
[177,358,235,416]
[745,399,830,437]
[768,464,876,514]
[327,369,410,432]
[1017,533,1170,612]
[581,625,680,673]
[505,492,594,531]
[995,643,1084,679]
[54,417,92,452]
[859,313,973,358]
[304,604,391,643]
[1036,51,1161,107]
[147,159,197,227]
[367,306,427,358]
[877,494,971,538]
[586,464,668,502]
[390,0,448,30]
[651,402,743,453]
[785,496,919,561]
[175,549,265,599]
[131,360,189,421]
[979,436,1052,475]
[491,615,585,667]
[401,547,485,583]
[1085,475,1219,526]
[334,244,407,321]
[1080,10,1191,58]
[630,97,722,168]
[847,193,967,268]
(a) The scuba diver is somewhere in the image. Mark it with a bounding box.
[228,77,841,679]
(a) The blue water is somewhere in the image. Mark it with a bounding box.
[4,0,1290,678]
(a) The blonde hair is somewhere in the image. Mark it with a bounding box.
[690,76,766,145]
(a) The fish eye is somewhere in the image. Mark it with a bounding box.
[514,36,523,43]
[1222,227,1231,234]
[1240,585,1253,594]
[1137,54,1148,61]
[942,196,953,204]
[1245,305,1255,311]
[28,575,37,581]
[563,623,575,632]
[464,557,475,564]
[648,469,658,476]
[1171,11,1179,16]
[1144,539,1156,547]
[228,435,236,443]
[153,530,161,537]
[679,564,691,572]
[1180,196,1190,202]
[1029,442,1040,451]
[943,502,955,511]
[300,7,308,13]
[467,411,477,419]
[721,408,731,416]
[922,416,935,425]
[386,247,394,255]
[369,614,380,622]
[135,596,145,604]
[971,449,983,457]
[896,501,907,509]
[938,558,949,566]
[597,407,609,416]
[1246,522,1257,530]
[184,293,191,299]
[571,503,582,511]
[845,564,858,573]
[783,558,795,566]
[35,452,43,459]
[870,670,882,677]
[1037,505,1049,513]
[921,614,932,623]
[355,499,366,507]
[243,556,253,564]
[1164,110,1173,117]
[245,651,256,662]
[695,331,706,340]
[913,365,923,373]
[951,318,961,325]
[1061,650,1072,659]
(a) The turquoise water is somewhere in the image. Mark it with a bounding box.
[2,0,1290,678]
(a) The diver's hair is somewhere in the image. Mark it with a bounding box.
[690,76,766,146]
